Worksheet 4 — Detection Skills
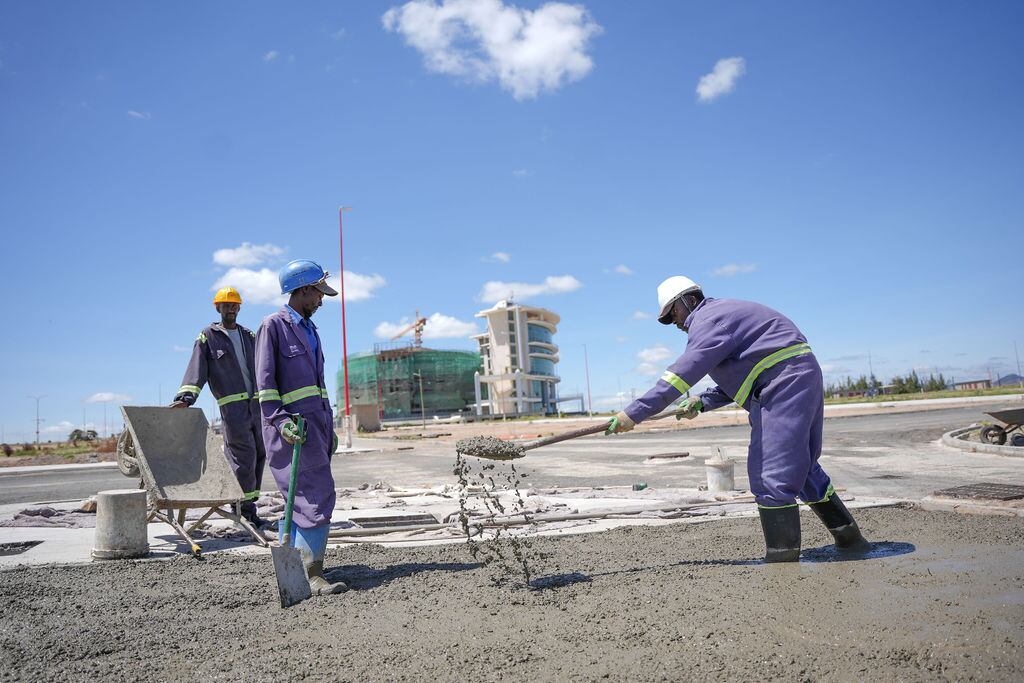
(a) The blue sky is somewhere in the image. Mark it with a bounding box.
[1,1,1022,441]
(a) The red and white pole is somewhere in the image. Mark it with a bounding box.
[339,206,353,448]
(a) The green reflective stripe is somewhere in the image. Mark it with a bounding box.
[733,343,812,407]
[321,388,330,399]
[280,385,324,405]
[258,389,281,402]
[216,392,250,406]
[243,489,261,501]
[757,502,800,509]
[196,332,207,344]
[660,370,690,395]
[805,483,835,506]
[178,385,201,395]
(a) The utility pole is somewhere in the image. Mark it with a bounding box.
[583,344,593,417]
[338,206,353,449]
[27,395,45,448]
[1015,341,1022,389]
[414,372,426,430]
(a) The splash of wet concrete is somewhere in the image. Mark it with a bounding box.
[455,436,525,461]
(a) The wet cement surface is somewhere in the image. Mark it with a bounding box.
[2,506,1022,682]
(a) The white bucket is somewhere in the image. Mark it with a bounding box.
[92,489,149,560]
[705,447,735,493]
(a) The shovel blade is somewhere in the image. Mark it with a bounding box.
[271,544,312,608]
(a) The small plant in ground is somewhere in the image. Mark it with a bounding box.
[1,444,13,457]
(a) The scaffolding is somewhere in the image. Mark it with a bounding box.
[339,343,482,420]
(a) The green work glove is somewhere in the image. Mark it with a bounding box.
[605,411,636,435]
[676,397,703,420]
[331,429,339,455]
[279,418,306,445]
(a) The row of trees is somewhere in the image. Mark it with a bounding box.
[825,371,949,396]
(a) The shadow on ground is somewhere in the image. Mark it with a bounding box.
[325,561,480,590]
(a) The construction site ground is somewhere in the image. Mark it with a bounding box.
[0,397,1022,680]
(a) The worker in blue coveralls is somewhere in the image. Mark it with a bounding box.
[172,286,267,530]
[255,259,346,595]
[606,276,871,562]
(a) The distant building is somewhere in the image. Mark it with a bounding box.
[953,379,992,391]
[471,300,560,416]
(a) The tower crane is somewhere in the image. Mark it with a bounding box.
[390,310,429,348]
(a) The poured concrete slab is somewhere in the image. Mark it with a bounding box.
[121,406,243,507]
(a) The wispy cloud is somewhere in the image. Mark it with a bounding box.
[711,263,756,277]
[612,264,632,276]
[382,0,603,100]
[213,242,285,268]
[374,312,480,340]
[332,28,347,40]
[635,345,673,376]
[211,268,385,305]
[632,310,651,320]
[478,275,582,303]
[126,110,151,120]
[172,345,190,353]
[263,50,280,62]
[489,251,511,263]
[696,56,746,103]
[512,168,530,177]
[43,420,77,435]
[86,392,132,403]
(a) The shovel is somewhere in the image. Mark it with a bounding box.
[271,416,312,608]
[456,405,693,461]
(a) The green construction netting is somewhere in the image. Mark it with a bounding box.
[337,348,482,419]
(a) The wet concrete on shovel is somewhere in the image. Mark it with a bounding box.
[1,506,1022,681]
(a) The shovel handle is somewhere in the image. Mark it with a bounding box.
[281,416,305,547]
[522,420,613,452]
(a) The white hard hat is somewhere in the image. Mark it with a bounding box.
[656,276,701,325]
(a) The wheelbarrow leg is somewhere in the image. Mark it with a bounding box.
[167,511,202,557]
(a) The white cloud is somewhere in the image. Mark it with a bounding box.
[632,310,651,320]
[332,28,348,40]
[126,110,151,120]
[512,168,530,177]
[86,392,132,403]
[382,0,603,100]
[696,56,745,103]
[43,420,76,435]
[172,345,190,353]
[478,274,582,303]
[213,242,285,267]
[711,263,757,277]
[375,312,480,340]
[635,345,674,376]
[613,264,632,276]
[264,50,280,62]
[212,268,386,306]
[490,251,511,263]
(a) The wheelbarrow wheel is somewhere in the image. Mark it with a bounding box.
[980,425,1007,446]
[116,429,140,477]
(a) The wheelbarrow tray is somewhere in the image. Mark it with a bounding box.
[984,408,1024,427]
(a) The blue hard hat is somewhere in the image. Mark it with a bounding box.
[278,259,339,296]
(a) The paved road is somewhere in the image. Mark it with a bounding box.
[1,403,1021,506]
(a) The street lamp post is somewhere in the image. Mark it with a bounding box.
[338,206,353,449]
[583,344,593,417]
[414,372,426,430]
[27,395,45,448]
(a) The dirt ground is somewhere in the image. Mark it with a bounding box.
[1,506,1022,682]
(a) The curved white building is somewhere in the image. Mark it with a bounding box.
[471,300,560,415]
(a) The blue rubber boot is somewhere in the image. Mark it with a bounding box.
[281,523,347,594]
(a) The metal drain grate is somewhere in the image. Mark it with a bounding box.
[932,483,1024,501]
[346,513,439,529]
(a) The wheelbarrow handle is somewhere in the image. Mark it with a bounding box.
[281,416,306,548]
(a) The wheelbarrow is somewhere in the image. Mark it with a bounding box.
[980,408,1024,446]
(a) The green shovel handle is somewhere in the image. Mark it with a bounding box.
[281,416,305,548]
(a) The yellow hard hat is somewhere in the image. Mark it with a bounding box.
[213,287,243,305]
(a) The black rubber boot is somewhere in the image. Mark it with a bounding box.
[758,506,801,563]
[808,494,871,552]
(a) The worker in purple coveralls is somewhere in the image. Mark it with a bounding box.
[256,259,346,595]
[606,276,871,562]
[172,286,267,530]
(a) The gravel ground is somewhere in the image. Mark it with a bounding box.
[1,506,1022,682]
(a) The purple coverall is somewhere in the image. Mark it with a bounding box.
[174,323,266,518]
[624,298,831,508]
[255,307,336,529]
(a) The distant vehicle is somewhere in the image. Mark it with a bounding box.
[211,418,224,435]
[68,429,99,445]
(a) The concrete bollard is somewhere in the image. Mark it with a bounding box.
[705,446,735,493]
[92,489,149,560]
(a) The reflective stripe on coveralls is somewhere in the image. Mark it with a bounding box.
[216,392,254,406]
[733,342,812,408]
[757,483,834,509]
[178,384,202,395]
[258,385,330,406]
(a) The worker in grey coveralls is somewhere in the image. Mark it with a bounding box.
[172,286,267,529]
[606,276,871,562]
[256,259,345,596]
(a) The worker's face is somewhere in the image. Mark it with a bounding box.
[671,298,692,332]
[216,302,240,326]
[295,286,324,318]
